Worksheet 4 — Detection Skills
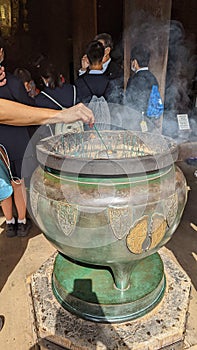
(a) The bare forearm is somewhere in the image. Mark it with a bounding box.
[0,99,94,126]
[0,99,57,125]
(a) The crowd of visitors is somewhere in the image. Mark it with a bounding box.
[0,33,162,240]
[0,33,162,331]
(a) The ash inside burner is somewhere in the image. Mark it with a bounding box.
[97,150,118,159]
[38,130,177,161]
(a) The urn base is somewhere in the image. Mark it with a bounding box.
[52,252,165,323]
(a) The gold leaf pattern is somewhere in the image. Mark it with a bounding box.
[126,216,148,254]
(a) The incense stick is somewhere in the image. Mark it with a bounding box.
[93,125,109,159]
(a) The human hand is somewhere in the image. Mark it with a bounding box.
[0,48,4,64]
[0,66,6,86]
[58,103,94,126]
[81,54,89,71]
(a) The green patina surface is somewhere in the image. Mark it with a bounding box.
[52,252,165,322]
[44,165,174,189]
[53,253,164,304]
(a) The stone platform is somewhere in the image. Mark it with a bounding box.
[29,247,191,350]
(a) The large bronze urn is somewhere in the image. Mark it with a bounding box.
[30,130,187,323]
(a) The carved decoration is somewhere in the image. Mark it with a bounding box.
[30,187,39,219]
[108,205,132,240]
[149,213,167,249]
[55,202,78,236]
[163,193,178,227]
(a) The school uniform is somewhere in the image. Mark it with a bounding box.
[35,83,74,109]
[125,68,158,114]
[75,70,111,103]
[75,70,113,131]
[79,59,124,104]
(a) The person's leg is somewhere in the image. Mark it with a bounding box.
[12,179,31,237]
[1,196,16,237]
[12,179,26,220]
[1,196,13,220]
[0,315,5,331]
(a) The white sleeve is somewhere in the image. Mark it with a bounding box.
[78,69,86,76]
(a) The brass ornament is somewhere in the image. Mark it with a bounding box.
[108,205,133,240]
[126,216,149,254]
[126,213,167,254]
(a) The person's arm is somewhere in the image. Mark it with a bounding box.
[0,66,6,86]
[78,54,89,76]
[0,47,4,64]
[0,99,94,126]
[0,79,6,87]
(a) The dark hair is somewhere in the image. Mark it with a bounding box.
[94,33,113,49]
[86,40,105,65]
[14,68,32,83]
[38,61,63,89]
[130,45,151,67]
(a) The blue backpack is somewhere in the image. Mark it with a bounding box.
[146,85,164,118]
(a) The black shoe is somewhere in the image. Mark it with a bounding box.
[17,218,32,237]
[0,315,5,331]
[186,157,197,166]
[5,222,17,238]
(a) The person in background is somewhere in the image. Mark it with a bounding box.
[34,59,79,135]
[14,67,39,98]
[75,40,112,130]
[79,33,124,103]
[80,33,122,78]
[125,45,159,113]
[0,37,36,238]
[35,60,75,109]
[124,45,163,132]
[75,40,111,103]
[14,67,40,138]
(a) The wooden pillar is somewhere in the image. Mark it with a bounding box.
[72,0,97,80]
[123,0,172,102]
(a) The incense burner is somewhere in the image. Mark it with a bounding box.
[30,130,187,322]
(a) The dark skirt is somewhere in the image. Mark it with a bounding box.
[0,125,37,178]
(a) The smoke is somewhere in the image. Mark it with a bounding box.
[125,11,197,142]
[163,19,197,142]
[165,20,196,112]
